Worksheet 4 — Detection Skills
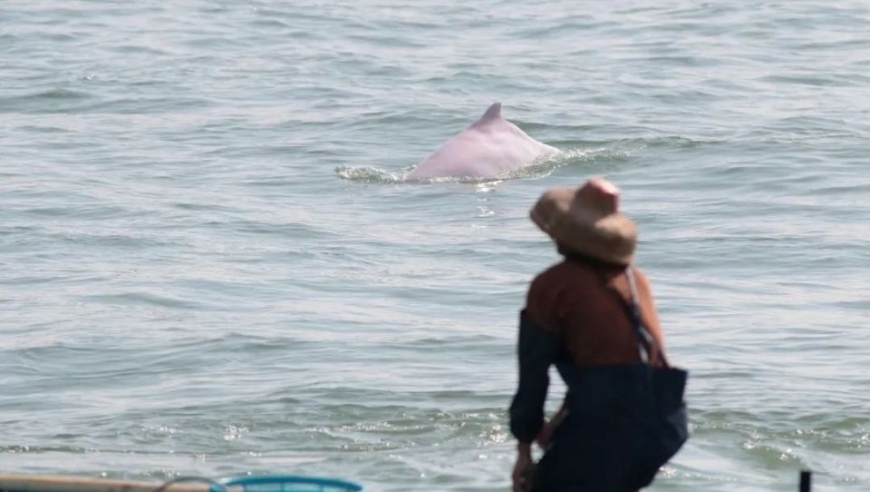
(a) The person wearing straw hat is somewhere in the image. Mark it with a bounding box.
[509,177,689,492]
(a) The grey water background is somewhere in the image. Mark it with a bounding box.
[1,1,869,491]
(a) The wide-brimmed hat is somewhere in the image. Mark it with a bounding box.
[530,177,637,265]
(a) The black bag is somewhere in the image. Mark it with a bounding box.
[612,267,689,489]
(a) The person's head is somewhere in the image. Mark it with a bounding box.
[530,177,637,266]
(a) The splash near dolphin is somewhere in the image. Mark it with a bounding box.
[406,102,559,180]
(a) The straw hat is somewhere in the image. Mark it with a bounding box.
[530,177,637,265]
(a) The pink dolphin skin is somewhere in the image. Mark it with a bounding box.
[406,102,559,180]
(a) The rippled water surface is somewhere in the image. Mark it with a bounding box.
[2,1,869,491]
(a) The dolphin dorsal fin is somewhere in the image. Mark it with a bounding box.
[473,102,503,127]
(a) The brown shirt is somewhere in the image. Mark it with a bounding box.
[524,255,667,366]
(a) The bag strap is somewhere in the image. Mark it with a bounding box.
[625,267,670,367]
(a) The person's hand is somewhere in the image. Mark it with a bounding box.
[511,445,533,492]
[535,408,567,449]
[535,420,554,449]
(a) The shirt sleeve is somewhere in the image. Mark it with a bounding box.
[509,309,560,443]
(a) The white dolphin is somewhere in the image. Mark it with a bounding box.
[406,102,559,180]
